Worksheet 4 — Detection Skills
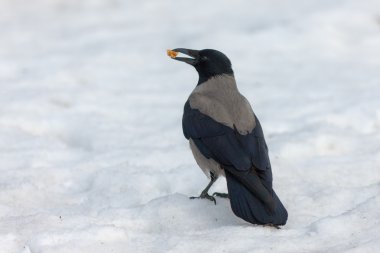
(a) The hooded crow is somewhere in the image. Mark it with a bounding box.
[168,48,288,226]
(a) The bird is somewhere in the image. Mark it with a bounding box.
[168,48,288,226]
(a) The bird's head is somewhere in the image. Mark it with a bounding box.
[168,48,234,85]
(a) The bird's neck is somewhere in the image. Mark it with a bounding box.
[197,75,208,86]
[193,74,238,95]
[197,74,236,87]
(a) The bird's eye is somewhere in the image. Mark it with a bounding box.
[201,56,208,61]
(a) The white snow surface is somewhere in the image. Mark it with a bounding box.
[1,0,380,252]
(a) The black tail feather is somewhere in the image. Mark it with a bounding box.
[225,170,288,226]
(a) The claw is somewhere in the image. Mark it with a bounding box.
[212,192,229,198]
[190,174,218,205]
[190,191,216,205]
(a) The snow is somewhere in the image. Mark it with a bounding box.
[1,0,380,252]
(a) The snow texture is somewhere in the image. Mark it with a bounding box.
[1,0,380,252]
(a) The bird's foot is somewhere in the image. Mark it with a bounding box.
[212,192,229,199]
[190,191,216,205]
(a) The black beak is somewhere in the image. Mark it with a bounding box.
[172,48,199,66]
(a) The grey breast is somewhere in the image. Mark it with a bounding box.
[189,74,256,135]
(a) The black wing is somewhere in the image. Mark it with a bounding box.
[183,100,288,225]
[183,101,271,180]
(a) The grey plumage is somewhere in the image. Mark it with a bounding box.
[189,74,256,135]
[188,74,256,179]
[189,138,224,178]
[170,48,288,226]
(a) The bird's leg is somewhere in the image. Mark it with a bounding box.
[212,192,229,198]
[190,172,218,204]
[212,167,229,198]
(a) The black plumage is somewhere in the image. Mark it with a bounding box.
[183,101,287,225]
[170,48,288,226]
